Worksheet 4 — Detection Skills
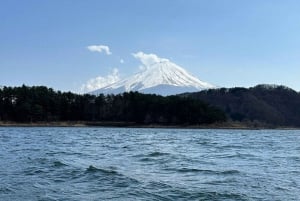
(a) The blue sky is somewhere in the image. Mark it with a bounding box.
[1,0,300,92]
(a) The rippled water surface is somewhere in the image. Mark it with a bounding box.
[0,127,299,200]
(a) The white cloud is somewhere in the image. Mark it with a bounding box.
[132,52,169,68]
[87,45,112,55]
[81,68,119,92]
[120,59,124,64]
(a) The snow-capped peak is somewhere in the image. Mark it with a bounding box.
[91,52,215,96]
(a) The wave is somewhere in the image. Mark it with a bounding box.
[85,165,118,175]
[216,152,257,159]
[23,167,47,176]
[0,186,14,193]
[134,151,170,161]
[83,165,141,189]
[143,181,247,200]
[176,168,215,173]
[53,161,67,167]
[219,144,245,149]
[148,151,170,157]
[166,167,240,175]
[189,191,248,200]
[219,169,240,175]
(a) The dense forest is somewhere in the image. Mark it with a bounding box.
[0,85,226,125]
[184,84,300,127]
[2,84,300,127]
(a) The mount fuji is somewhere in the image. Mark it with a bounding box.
[91,53,215,96]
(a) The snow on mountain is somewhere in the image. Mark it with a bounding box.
[91,52,215,96]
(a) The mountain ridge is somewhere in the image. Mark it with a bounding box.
[183,84,300,127]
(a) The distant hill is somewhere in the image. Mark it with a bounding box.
[183,84,300,127]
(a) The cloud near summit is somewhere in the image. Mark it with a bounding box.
[132,52,170,68]
[87,45,112,55]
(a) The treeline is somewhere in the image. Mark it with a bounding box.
[0,85,226,124]
[184,84,300,127]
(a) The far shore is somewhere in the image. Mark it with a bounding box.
[0,121,299,130]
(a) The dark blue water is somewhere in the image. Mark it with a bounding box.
[0,127,299,200]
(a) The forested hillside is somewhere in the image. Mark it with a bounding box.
[184,85,300,127]
[2,84,300,127]
[0,85,226,125]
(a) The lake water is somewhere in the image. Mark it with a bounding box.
[0,127,299,201]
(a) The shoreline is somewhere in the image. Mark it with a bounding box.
[0,121,299,130]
